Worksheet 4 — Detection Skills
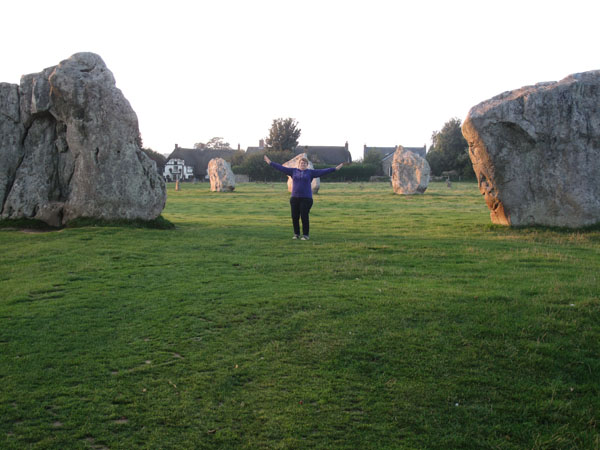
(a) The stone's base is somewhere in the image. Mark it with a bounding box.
[34,202,65,228]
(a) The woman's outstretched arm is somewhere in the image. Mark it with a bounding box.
[264,155,294,175]
[311,163,344,178]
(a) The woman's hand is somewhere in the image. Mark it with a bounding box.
[335,163,344,171]
[264,155,271,164]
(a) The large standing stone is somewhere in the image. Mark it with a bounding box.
[0,53,166,226]
[284,153,319,194]
[391,146,430,194]
[207,157,235,192]
[462,70,600,228]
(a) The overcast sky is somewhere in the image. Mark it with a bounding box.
[1,0,598,160]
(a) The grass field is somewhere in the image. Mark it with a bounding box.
[1,181,599,449]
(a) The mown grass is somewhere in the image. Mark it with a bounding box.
[1,181,599,449]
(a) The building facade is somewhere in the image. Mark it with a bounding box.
[163,158,194,182]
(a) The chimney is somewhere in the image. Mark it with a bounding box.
[345,141,348,150]
[175,144,179,149]
[259,139,265,148]
[237,143,240,151]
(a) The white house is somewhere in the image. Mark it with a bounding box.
[163,158,194,182]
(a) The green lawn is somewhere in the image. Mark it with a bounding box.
[1,181,599,449]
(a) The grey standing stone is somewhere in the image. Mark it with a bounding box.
[462,70,600,227]
[207,157,235,192]
[0,52,166,226]
[391,146,430,195]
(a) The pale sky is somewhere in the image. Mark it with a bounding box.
[1,0,598,160]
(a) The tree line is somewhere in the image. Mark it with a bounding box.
[141,116,475,181]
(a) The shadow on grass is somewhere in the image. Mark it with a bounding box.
[485,222,600,234]
[0,215,175,232]
[0,218,59,232]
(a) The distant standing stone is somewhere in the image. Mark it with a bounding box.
[462,70,600,227]
[391,146,430,195]
[284,153,319,194]
[208,158,235,192]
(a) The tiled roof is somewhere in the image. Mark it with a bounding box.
[381,146,427,161]
[403,146,427,158]
[364,147,396,159]
[294,145,352,164]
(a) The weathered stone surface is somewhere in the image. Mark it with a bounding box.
[391,146,430,194]
[2,116,62,221]
[284,153,319,194]
[0,83,24,210]
[207,157,235,192]
[0,53,166,226]
[462,70,600,228]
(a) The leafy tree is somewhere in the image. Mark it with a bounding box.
[194,137,232,150]
[233,149,294,181]
[362,150,385,175]
[426,117,474,179]
[205,137,232,150]
[232,153,271,181]
[363,150,382,165]
[266,118,301,152]
[230,149,247,167]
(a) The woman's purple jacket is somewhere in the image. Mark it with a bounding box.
[269,162,336,198]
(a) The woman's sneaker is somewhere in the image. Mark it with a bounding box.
[292,234,300,240]
[301,235,309,240]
